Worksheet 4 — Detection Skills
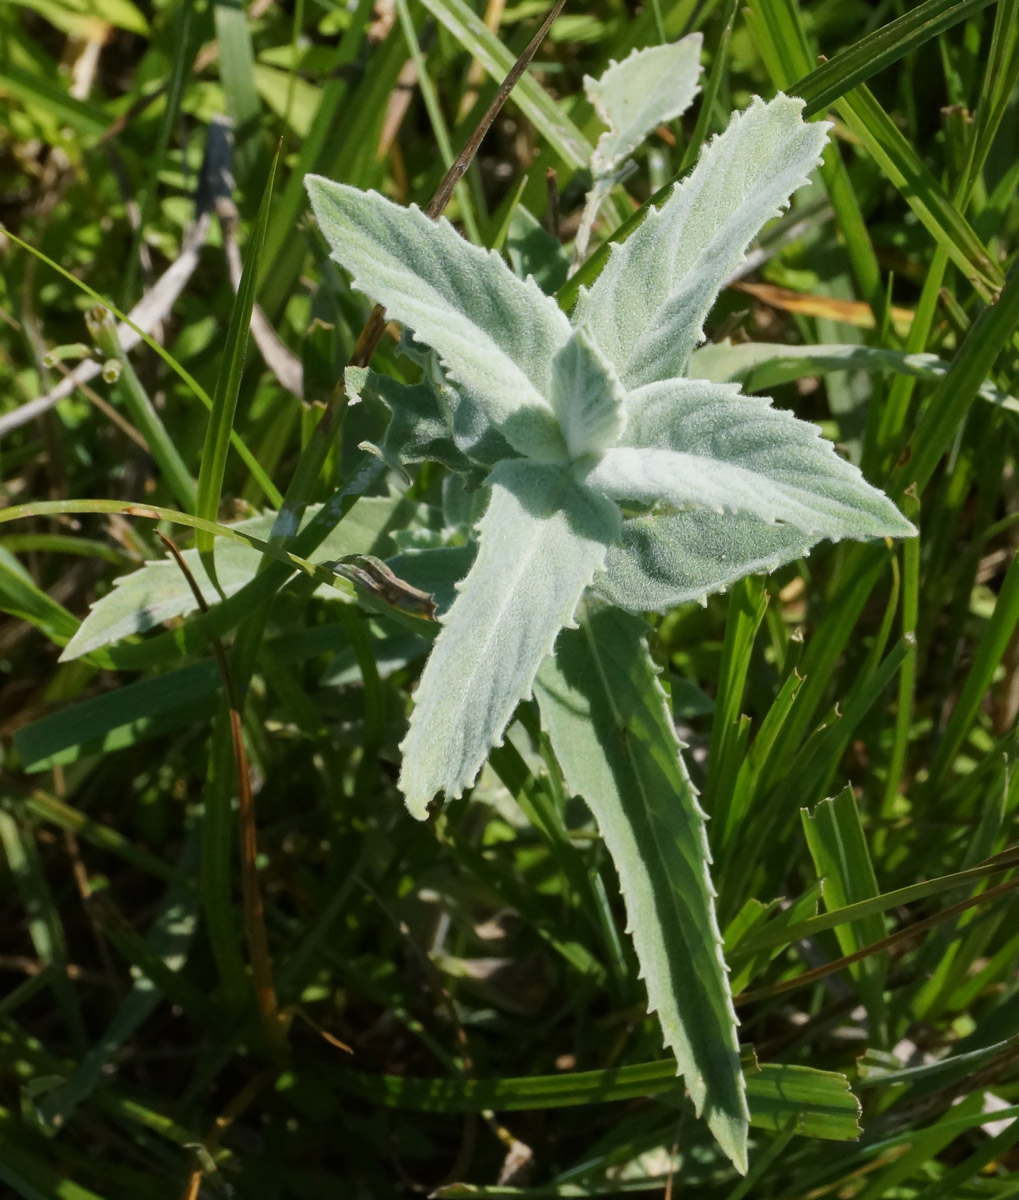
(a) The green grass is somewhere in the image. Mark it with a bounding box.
[2,0,1019,1196]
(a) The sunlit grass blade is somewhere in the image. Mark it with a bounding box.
[792,0,999,117]
[679,0,738,173]
[0,555,79,644]
[121,0,196,305]
[417,0,592,168]
[730,847,1019,960]
[333,1057,860,1141]
[927,546,1019,789]
[0,58,108,137]
[394,0,483,243]
[256,0,374,307]
[893,256,1019,495]
[746,0,889,328]
[834,82,1002,299]
[704,577,768,829]
[802,788,889,1042]
[196,146,281,561]
[87,308,197,510]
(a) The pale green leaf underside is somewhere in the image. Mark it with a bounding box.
[551,326,627,459]
[535,608,747,1172]
[576,95,830,390]
[586,35,703,177]
[59,499,404,660]
[398,460,619,817]
[688,340,1019,411]
[594,507,818,613]
[586,378,915,540]
[306,176,570,462]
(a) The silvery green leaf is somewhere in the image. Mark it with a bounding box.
[452,393,523,466]
[689,340,1019,412]
[594,508,818,613]
[583,378,915,540]
[306,177,571,462]
[552,326,627,459]
[398,460,620,817]
[60,498,406,660]
[506,205,569,293]
[535,607,748,1172]
[574,95,829,389]
[415,351,521,468]
[441,472,489,533]
[352,367,477,476]
[586,35,703,177]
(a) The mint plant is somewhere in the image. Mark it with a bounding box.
[307,89,914,1170]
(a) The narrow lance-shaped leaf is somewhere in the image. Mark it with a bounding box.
[399,460,619,817]
[306,177,572,463]
[575,95,830,390]
[58,498,405,660]
[583,378,916,541]
[586,35,703,177]
[535,607,748,1172]
[573,37,704,269]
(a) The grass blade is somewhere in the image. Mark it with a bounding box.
[195,146,281,562]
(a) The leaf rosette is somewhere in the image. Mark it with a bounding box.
[307,90,914,1171]
[307,93,913,815]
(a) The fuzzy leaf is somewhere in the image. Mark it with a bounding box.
[551,326,627,459]
[688,340,1019,411]
[535,607,748,1172]
[506,205,570,292]
[351,367,478,477]
[582,379,915,541]
[398,460,620,817]
[586,35,703,177]
[306,177,571,462]
[594,507,818,613]
[574,95,829,389]
[59,499,405,660]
